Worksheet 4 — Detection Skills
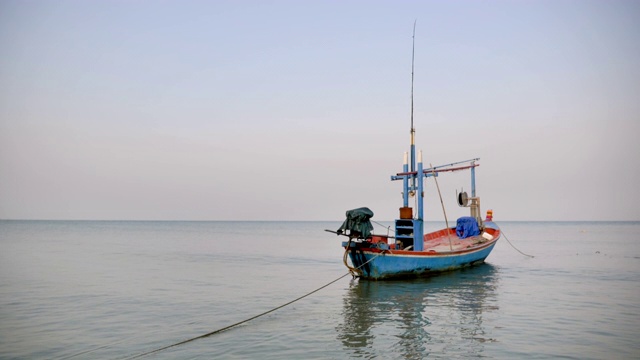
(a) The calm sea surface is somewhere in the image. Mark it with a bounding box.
[0,220,638,359]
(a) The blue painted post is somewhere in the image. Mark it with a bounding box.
[471,161,476,198]
[410,143,415,173]
[410,142,416,191]
[414,151,424,251]
[403,152,409,208]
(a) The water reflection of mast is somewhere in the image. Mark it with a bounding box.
[336,264,499,358]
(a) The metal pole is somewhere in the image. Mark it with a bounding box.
[414,151,424,251]
[409,20,416,175]
[403,152,409,208]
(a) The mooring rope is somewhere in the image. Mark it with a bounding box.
[57,339,129,360]
[501,230,535,258]
[342,239,358,276]
[56,318,209,360]
[121,251,385,359]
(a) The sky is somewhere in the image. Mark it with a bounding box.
[1,0,639,221]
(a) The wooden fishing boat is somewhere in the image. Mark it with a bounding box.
[330,158,500,280]
[328,26,500,280]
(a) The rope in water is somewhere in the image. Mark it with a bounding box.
[57,339,130,360]
[501,230,535,258]
[60,228,528,359]
[122,250,385,359]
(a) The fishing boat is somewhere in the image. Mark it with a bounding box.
[328,28,501,280]
[331,158,501,280]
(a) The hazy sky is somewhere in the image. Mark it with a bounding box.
[1,0,639,221]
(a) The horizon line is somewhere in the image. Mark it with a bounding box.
[1,219,639,223]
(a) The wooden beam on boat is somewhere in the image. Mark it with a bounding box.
[391,164,479,180]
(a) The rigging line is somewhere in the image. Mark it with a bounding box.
[372,220,395,233]
[501,230,535,258]
[430,163,453,251]
[123,251,386,360]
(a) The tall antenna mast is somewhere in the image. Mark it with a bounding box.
[410,20,417,173]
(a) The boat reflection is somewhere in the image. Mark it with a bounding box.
[336,263,500,359]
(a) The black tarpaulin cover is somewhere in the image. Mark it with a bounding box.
[337,207,374,239]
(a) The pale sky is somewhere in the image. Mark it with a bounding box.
[1,0,639,221]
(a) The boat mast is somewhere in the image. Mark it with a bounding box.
[411,21,424,252]
[395,21,424,252]
[410,20,417,175]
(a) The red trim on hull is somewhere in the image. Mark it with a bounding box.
[344,226,501,257]
[352,238,498,257]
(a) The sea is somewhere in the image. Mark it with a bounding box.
[0,220,638,359]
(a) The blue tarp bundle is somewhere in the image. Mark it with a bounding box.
[456,216,480,239]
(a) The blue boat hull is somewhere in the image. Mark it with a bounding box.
[345,238,498,280]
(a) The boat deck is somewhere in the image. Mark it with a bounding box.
[363,224,500,254]
[423,227,500,253]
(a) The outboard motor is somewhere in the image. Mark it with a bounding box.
[336,207,374,240]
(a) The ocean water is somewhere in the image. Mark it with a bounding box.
[0,220,638,359]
